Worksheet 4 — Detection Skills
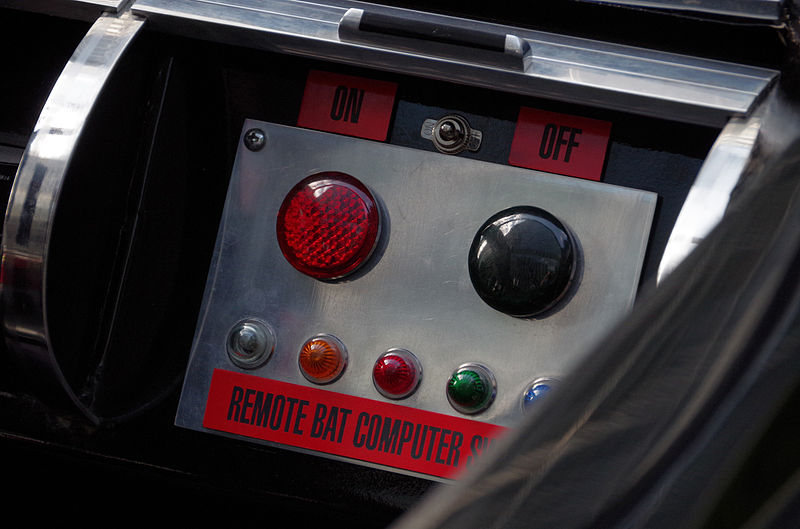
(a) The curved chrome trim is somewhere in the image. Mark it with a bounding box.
[131,0,778,127]
[1,12,144,416]
[0,0,130,20]
[657,110,763,283]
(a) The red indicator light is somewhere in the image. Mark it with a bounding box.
[277,172,381,280]
[299,334,348,384]
[372,349,422,399]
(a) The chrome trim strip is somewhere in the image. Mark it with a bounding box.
[131,0,778,127]
[1,12,144,415]
[657,112,762,283]
[0,0,128,20]
[575,0,784,22]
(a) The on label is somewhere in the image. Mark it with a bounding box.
[297,70,398,141]
[509,107,612,181]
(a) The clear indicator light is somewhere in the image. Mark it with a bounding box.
[276,172,381,280]
[373,349,422,399]
[446,363,496,414]
[226,319,276,369]
[298,334,348,384]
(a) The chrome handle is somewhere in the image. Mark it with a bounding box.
[338,8,529,71]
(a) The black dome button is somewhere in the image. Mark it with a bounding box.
[468,206,576,318]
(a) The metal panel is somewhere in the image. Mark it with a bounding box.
[176,121,657,468]
[131,0,778,127]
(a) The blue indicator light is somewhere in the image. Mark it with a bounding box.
[522,378,559,410]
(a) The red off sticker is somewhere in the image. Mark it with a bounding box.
[297,70,398,141]
[203,369,508,479]
[509,107,612,181]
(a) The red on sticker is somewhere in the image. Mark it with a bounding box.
[297,70,398,141]
[203,369,508,479]
[509,107,612,181]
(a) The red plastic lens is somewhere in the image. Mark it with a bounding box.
[372,349,422,399]
[276,172,381,280]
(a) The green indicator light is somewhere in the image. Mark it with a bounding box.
[446,363,496,414]
[448,371,486,407]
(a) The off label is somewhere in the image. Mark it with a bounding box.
[203,369,508,479]
[509,107,612,181]
[297,70,398,141]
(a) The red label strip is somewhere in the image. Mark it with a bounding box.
[297,70,398,141]
[203,369,508,479]
[509,107,612,181]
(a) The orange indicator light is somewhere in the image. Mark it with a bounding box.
[298,334,348,384]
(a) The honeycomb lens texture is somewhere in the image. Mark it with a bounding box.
[373,350,421,399]
[277,172,380,280]
[446,364,496,414]
[299,335,347,384]
[448,370,486,407]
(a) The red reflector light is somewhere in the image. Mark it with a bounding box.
[372,349,422,399]
[276,172,381,280]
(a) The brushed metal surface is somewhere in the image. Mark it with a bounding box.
[177,121,657,454]
[131,0,778,127]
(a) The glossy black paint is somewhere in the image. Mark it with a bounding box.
[468,206,576,318]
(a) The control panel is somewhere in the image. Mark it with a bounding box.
[176,120,656,479]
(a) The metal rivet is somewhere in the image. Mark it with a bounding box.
[244,128,266,151]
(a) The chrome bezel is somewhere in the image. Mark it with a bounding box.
[372,348,423,400]
[298,333,348,385]
[521,376,561,412]
[226,318,276,369]
[446,362,497,415]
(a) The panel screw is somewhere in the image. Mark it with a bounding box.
[244,128,266,151]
